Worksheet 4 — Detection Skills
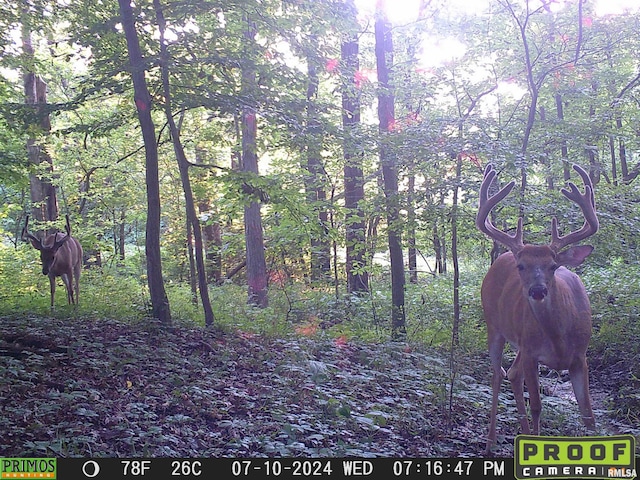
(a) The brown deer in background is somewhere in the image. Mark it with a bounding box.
[22,215,83,308]
[476,164,598,453]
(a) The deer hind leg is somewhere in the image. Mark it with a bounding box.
[73,263,81,305]
[61,273,74,304]
[486,333,506,454]
[569,356,595,431]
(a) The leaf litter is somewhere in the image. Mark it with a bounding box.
[0,315,636,458]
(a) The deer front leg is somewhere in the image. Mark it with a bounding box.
[486,333,506,454]
[570,356,595,430]
[507,351,532,434]
[522,357,542,436]
[48,274,56,309]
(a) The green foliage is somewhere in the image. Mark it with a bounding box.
[582,261,640,424]
[0,243,145,318]
[0,243,41,311]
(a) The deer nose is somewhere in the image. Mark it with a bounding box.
[528,285,548,301]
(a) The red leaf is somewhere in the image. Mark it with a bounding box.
[326,58,339,73]
[334,335,348,348]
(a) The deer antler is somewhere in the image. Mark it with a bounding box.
[22,215,71,251]
[65,215,71,235]
[550,164,599,252]
[476,164,524,253]
[22,216,44,250]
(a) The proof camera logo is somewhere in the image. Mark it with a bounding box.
[515,435,636,480]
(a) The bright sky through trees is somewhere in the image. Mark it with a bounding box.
[357,0,640,25]
[353,0,640,99]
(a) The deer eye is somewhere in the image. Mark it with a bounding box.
[516,264,525,271]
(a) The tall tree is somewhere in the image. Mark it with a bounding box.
[21,7,57,224]
[375,1,405,336]
[241,13,268,308]
[304,50,331,282]
[153,0,214,326]
[118,0,171,324]
[341,0,368,294]
[195,148,222,285]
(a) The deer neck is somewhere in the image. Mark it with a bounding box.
[527,289,569,358]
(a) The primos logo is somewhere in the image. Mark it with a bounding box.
[1,458,57,479]
[515,435,636,479]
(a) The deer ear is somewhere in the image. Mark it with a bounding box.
[556,245,594,267]
[28,239,43,251]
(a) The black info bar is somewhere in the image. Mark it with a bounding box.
[5,457,512,480]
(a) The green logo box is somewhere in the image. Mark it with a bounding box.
[1,458,57,479]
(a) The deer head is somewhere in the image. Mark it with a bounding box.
[476,164,598,453]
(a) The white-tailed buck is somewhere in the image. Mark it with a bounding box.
[476,164,598,453]
[22,215,83,308]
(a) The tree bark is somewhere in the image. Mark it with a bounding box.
[375,3,405,337]
[118,0,171,324]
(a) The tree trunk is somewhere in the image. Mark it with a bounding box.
[509,0,539,214]
[208,221,223,284]
[433,222,443,274]
[305,53,331,282]
[22,16,57,225]
[119,209,126,261]
[186,217,198,304]
[199,204,222,285]
[450,155,462,346]
[587,80,600,184]
[341,0,368,294]
[407,174,417,284]
[154,0,215,326]
[241,15,268,308]
[375,3,405,337]
[195,149,222,284]
[555,94,571,182]
[118,0,171,325]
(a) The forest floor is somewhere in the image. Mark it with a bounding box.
[1,315,638,458]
